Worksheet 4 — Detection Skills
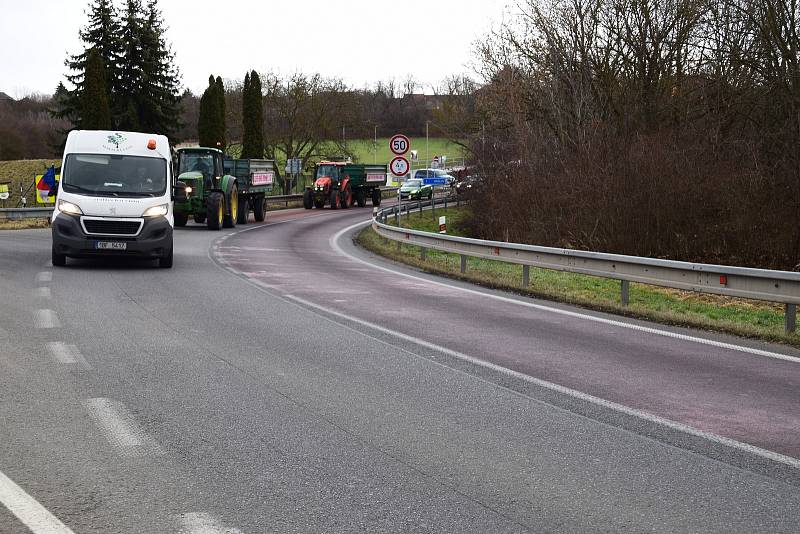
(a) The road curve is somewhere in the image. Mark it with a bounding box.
[0,206,799,533]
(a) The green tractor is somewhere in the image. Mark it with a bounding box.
[174,147,277,229]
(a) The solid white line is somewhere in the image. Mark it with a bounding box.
[35,271,52,283]
[0,469,76,534]
[33,309,60,329]
[285,294,800,470]
[45,342,91,369]
[331,221,800,363]
[179,512,244,534]
[83,398,163,458]
[34,287,52,299]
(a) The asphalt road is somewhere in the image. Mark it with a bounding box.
[1,205,799,533]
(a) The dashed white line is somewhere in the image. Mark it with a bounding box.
[0,469,75,534]
[83,398,163,458]
[284,294,800,470]
[179,512,244,534]
[35,272,52,283]
[33,309,60,329]
[33,287,51,299]
[331,221,800,363]
[45,342,91,369]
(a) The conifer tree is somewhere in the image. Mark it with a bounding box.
[198,75,226,149]
[241,70,264,159]
[81,49,112,130]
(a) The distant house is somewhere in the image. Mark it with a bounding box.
[0,92,13,102]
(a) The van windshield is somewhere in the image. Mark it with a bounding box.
[62,154,167,197]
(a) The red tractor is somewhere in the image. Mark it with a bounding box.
[304,161,387,209]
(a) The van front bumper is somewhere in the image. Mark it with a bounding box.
[51,214,173,259]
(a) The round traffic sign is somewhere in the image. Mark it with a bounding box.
[390,156,410,177]
[389,134,410,156]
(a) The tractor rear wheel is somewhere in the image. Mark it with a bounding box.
[371,189,382,207]
[236,194,249,224]
[339,186,352,209]
[173,212,188,227]
[303,190,313,209]
[207,192,224,230]
[329,189,339,209]
[193,213,206,224]
[356,189,366,207]
[253,195,266,222]
[223,184,238,228]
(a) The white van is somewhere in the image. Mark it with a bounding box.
[51,130,187,268]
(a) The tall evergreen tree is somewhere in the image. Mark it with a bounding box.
[115,0,145,131]
[54,0,122,128]
[241,70,264,159]
[81,49,112,130]
[198,75,226,149]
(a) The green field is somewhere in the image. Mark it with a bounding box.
[358,207,798,347]
[0,159,60,207]
[339,137,466,166]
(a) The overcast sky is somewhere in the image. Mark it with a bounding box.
[0,0,510,98]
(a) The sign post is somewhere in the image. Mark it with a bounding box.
[423,176,446,220]
[390,134,411,222]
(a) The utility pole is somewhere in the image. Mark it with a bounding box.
[426,121,430,168]
[374,125,378,164]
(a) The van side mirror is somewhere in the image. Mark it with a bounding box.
[173,181,188,202]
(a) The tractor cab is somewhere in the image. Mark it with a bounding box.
[314,162,344,189]
[177,148,224,190]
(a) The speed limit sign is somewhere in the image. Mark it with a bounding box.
[390,156,410,177]
[389,134,410,156]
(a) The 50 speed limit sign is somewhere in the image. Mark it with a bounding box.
[389,134,410,156]
[390,156,410,177]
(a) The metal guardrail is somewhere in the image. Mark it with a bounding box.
[373,199,800,334]
[0,207,54,221]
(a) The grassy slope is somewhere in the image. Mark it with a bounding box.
[0,159,60,207]
[358,207,798,347]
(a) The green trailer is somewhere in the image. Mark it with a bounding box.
[174,147,278,230]
[304,161,387,209]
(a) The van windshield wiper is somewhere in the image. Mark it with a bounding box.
[63,183,98,195]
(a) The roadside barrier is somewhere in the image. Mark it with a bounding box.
[373,198,800,334]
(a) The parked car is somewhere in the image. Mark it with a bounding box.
[413,168,457,187]
[399,178,433,200]
[455,174,484,195]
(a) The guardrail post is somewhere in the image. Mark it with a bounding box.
[460,255,467,274]
[621,280,630,306]
[786,304,797,334]
[421,247,427,260]
[418,198,422,215]
[523,265,530,288]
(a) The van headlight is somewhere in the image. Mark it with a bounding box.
[142,204,168,217]
[57,199,83,216]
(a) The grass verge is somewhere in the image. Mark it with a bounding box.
[0,218,50,230]
[357,207,799,348]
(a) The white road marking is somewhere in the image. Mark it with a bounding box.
[45,342,91,369]
[33,309,60,329]
[179,512,244,534]
[34,287,51,299]
[285,294,800,470]
[35,272,52,283]
[0,469,76,534]
[83,398,163,458]
[331,221,800,364]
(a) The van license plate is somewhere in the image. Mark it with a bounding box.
[95,241,127,251]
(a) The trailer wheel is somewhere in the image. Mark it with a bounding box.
[207,192,224,230]
[339,186,352,209]
[329,189,339,209]
[253,195,266,222]
[193,213,206,224]
[371,189,382,207]
[303,190,313,209]
[356,189,366,207]
[174,212,188,227]
[237,194,249,224]
[223,184,238,228]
